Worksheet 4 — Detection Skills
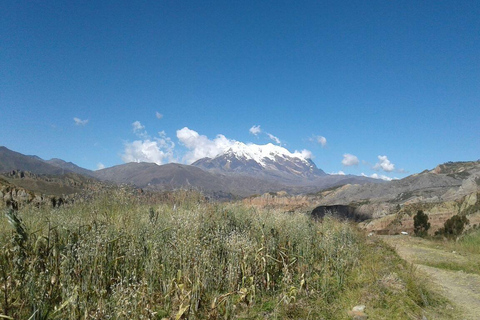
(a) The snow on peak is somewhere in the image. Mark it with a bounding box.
[222,142,312,167]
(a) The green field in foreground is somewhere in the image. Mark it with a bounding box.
[1,189,452,319]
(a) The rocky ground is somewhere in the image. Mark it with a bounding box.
[382,235,480,320]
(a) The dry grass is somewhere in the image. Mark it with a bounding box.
[1,189,448,319]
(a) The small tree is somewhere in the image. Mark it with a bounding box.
[413,210,430,237]
[435,215,469,239]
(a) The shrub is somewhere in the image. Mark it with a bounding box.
[413,210,430,237]
[435,214,469,239]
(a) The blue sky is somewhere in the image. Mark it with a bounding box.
[1,1,479,180]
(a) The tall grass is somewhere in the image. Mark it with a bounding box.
[0,189,448,319]
[455,228,480,255]
[1,189,363,319]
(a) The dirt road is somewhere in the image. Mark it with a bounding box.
[382,235,480,320]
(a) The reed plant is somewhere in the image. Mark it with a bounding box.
[0,189,446,319]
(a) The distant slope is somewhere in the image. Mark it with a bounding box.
[94,162,291,198]
[94,162,226,190]
[313,160,480,218]
[1,170,96,197]
[0,146,95,177]
[0,146,65,175]
[0,146,99,202]
[45,158,95,177]
[318,161,480,205]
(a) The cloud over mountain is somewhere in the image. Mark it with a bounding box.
[374,155,395,172]
[119,123,400,179]
[122,121,175,165]
[249,125,261,136]
[176,127,236,164]
[122,134,175,165]
[362,172,395,181]
[267,133,281,145]
[342,154,359,166]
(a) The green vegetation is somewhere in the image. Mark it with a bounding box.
[435,214,469,239]
[420,259,480,276]
[1,189,447,319]
[432,226,480,257]
[414,210,430,237]
[409,225,480,276]
[456,227,480,255]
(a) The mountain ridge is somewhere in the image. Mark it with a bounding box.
[192,142,326,183]
[0,146,68,175]
[0,145,381,198]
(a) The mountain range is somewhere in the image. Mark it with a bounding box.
[0,145,378,198]
[2,145,478,235]
[192,142,326,183]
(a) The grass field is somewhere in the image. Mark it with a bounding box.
[449,228,480,255]
[423,228,480,275]
[1,189,451,319]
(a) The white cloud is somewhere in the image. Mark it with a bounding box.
[132,120,145,132]
[330,171,346,175]
[122,136,175,165]
[342,153,359,166]
[74,117,88,126]
[132,121,148,138]
[267,133,281,145]
[123,122,175,165]
[293,149,313,160]
[156,112,163,119]
[374,155,395,172]
[176,127,236,164]
[361,172,395,181]
[249,125,261,136]
[312,135,327,147]
[96,163,105,170]
[370,173,393,181]
[122,124,317,166]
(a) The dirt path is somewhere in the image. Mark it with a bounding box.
[382,235,480,320]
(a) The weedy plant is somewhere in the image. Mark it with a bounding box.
[0,189,447,319]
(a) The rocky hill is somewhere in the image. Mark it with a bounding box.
[0,147,101,208]
[242,161,480,235]
[315,161,480,211]
[0,169,102,210]
[310,161,480,234]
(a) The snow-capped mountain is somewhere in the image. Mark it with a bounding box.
[192,142,326,182]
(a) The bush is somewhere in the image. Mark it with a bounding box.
[435,214,469,239]
[413,210,430,237]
